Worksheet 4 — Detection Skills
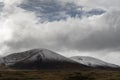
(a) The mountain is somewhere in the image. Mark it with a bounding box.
[0,49,119,70]
[0,49,86,70]
[70,56,119,68]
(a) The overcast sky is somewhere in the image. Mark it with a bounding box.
[0,0,120,65]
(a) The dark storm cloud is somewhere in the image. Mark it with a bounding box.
[19,0,105,22]
[0,2,4,12]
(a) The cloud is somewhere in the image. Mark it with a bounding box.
[78,10,120,51]
[20,0,105,21]
[67,0,120,10]
[3,10,120,53]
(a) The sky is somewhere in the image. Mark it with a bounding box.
[0,0,120,65]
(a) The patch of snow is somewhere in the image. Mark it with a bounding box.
[70,56,119,68]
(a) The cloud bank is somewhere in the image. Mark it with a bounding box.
[0,0,120,65]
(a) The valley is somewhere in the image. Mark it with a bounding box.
[0,69,120,80]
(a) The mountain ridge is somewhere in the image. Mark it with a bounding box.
[70,56,119,68]
[0,48,86,69]
[0,48,119,70]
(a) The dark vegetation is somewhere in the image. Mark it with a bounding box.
[0,69,120,80]
[9,60,87,70]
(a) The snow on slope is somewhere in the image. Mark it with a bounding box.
[2,49,75,66]
[0,49,119,69]
[70,56,119,68]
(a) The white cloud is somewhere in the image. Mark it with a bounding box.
[64,0,120,10]
[3,0,23,5]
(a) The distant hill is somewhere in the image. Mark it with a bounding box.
[70,56,119,68]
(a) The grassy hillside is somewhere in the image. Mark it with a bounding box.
[0,69,120,80]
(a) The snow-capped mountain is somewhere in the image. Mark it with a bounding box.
[0,49,85,69]
[70,56,119,68]
[0,49,119,69]
[3,49,72,65]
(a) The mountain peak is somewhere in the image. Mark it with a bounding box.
[0,48,84,69]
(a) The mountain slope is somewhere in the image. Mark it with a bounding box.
[70,56,119,68]
[1,49,86,69]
